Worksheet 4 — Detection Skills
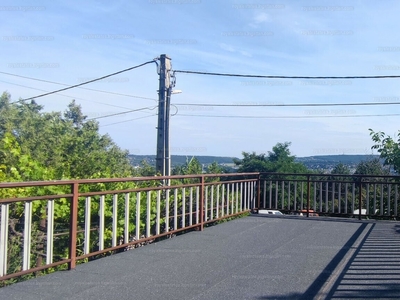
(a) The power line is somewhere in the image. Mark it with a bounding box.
[101,114,157,127]
[174,102,400,107]
[0,71,157,102]
[2,77,158,123]
[11,59,158,103]
[0,79,150,111]
[175,113,400,119]
[87,106,157,121]
[174,70,400,79]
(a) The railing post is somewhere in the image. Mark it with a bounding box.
[358,177,362,221]
[199,175,204,231]
[256,173,261,213]
[69,182,79,270]
[306,175,311,218]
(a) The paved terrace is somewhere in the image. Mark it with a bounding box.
[1,215,400,300]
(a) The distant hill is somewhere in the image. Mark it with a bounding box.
[128,154,382,171]
[295,154,381,171]
[128,155,237,168]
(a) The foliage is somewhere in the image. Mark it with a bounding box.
[331,163,351,175]
[354,157,389,176]
[234,142,309,173]
[0,92,134,180]
[369,129,400,174]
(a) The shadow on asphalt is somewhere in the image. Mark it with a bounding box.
[251,217,400,300]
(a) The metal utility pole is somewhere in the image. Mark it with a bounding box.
[156,54,172,178]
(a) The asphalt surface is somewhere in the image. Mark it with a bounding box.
[1,215,399,300]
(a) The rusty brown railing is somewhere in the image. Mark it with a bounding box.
[0,173,258,283]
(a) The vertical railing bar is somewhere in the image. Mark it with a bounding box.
[250,181,254,211]
[236,182,239,213]
[345,183,348,214]
[288,182,291,211]
[325,182,328,213]
[199,176,205,230]
[388,184,391,217]
[69,182,79,270]
[205,186,208,222]
[281,181,284,210]
[210,185,214,220]
[182,187,186,228]
[216,184,220,216]
[233,182,236,213]
[23,201,32,271]
[0,203,9,276]
[99,195,105,251]
[165,189,170,232]
[263,180,267,209]
[275,181,278,209]
[373,183,377,215]
[380,184,384,216]
[395,185,398,217]
[313,182,316,212]
[358,179,362,220]
[222,184,225,216]
[269,181,272,209]
[84,197,91,255]
[366,184,369,215]
[319,182,322,213]
[301,182,304,211]
[331,182,335,214]
[294,182,297,212]
[196,186,199,224]
[112,194,118,247]
[136,192,140,241]
[352,183,355,215]
[125,193,130,243]
[156,190,161,236]
[146,191,151,238]
[306,175,310,217]
[174,189,178,230]
[338,183,341,214]
[226,184,230,216]
[239,182,242,212]
[47,199,55,265]
[189,187,193,226]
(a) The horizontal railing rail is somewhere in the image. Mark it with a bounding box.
[259,172,400,219]
[0,173,258,283]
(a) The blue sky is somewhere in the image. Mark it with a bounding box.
[1,0,400,158]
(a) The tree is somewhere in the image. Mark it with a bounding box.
[0,93,134,180]
[234,142,309,173]
[331,163,351,175]
[354,157,389,176]
[206,162,224,174]
[233,152,269,173]
[369,129,400,174]
[172,157,202,175]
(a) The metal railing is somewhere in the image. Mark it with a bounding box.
[258,173,400,219]
[2,171,399,283]
[0,173,258,282]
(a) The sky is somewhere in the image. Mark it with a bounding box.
[1,0,400,158]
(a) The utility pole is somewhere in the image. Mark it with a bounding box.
[156,54,172,178]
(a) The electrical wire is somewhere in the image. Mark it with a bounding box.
[174,70,400,79]
[11,59,158,103]
[0,71,158,102]
[173,102,400,107]
[0,79,151,111]
[101,114,157,127]
[87,106,157,121]
[175,113,400,119]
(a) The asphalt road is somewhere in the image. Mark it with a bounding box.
[1,215,399,300]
